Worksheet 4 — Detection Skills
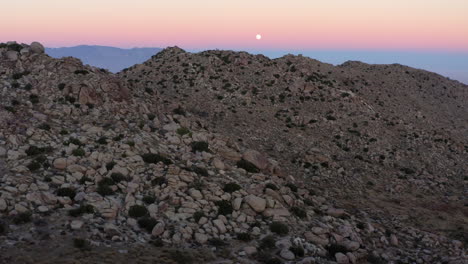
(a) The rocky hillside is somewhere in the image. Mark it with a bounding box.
[0,42,466,264]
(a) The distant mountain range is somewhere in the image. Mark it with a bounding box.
[46,45,162,73]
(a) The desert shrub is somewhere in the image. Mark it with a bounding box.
[191,141,209,153]
[291,207,307,218]
[256,252,282,264]
[7,43,23,52]
[60,129,69,135]
[105,161,116,171]
[113,134,124,141]
[142,195,156,204]
[236,159,260,173]
[151,176,168,186]
[289,246,305,257]
[38,123,51,131]
[141,153,172,165]
[72,148,85,157]
[56,187,76,199]
[69,204,94,217]
[149,238,164,247]
[326,244,348,257]
[0,221,5,234]
[285,183,298,192]
[128,205,148,218]
[259,235,276,250]
[193,211,205,222]
[25,146,52,156]
[58,83,66,90]
[29,94,39,104]
[170,250,193,264]
[110,172,126,183]
[236,232,252,241]
[367,255,385,264]
[269,222,289,235]
[208,237,228,247]
[265,183,278,190]
[223,182,241,193]
[73,238,91,251]
[97,178,115,196]
[65,137,82,146]
[172,106,186,116]
[96,136,108,145]
[27,161,41,171]
[215,200,233,216]
[147,114,156,121]
[176,127,190,136]
[137,217,157,233]
[74,70,89,75]
[189,179,205,190]
[400,167,416,175]
[191,166,208,177]
[326,115,337,121]
[13,212,32,225]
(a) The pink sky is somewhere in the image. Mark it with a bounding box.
[1,0,468,51]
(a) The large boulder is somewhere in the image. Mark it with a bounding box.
[244,195,266,213]
[5,51,18,61]
[30,42,45,54]
[242,150,270,170]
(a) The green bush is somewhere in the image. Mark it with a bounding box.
[56,187,76,199]
[265,183,278,190]
[326,244,348,257]
[69,204,94,217]
[285,183,298,192]
[97,178,115,196]
[290,207,307,218]
[73,238,91,251]
[0,221,5,234]
[29,94,39,104]
[27,161,41,171]
[137,217,157,233]
[128,205,148,218]
[141,153,172,165]
[74,70,89,75]
[147,114,156,121]
[96,136,108,145]
[259,235,276,249]
[25,146,52,156]
[176,127,190,136]
[236,159,260,173]
[289,246,305,257]
[236,232,252,241]
[215,200,233,216]
[223,182,241,193]
[151,176,168,186]
[38,123,51,131]
[142,195,156,204]
[13,212,32,225]
[106,161,116,171]
[191,141,209,153]
[7,43,23,52]
[110,173,126,183]
[172,106,186,116]
[58,83,66,90]
[193,211,205,222]
[72,148,85,157]
[269,222,289,235]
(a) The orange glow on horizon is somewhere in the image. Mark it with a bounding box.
[1,0,467,52]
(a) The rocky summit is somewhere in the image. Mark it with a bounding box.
[0,42,466,264]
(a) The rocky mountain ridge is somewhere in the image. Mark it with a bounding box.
[0,41,466,264]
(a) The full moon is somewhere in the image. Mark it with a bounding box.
[256,34,262,40]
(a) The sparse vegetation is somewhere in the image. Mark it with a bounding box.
[128,205,148,218]
[223,182,241,193]
[215,200,233,216]
[269,221,289,235]
[191,141,209,153]
[141,153,172,165]
[236,159,259,173]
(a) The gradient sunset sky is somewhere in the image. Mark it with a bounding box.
[2,0,468,83]
[2,0,468,51]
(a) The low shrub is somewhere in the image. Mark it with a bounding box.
[191,141,209,153]
[142,195,156,204]
[141,153,172,165]
[265,183,278,190]
[151,176,168,186]
[193,211,205,222]
[326,244,348,257]
[223,182,241,193]
[176,127,190,136]
[73,238,91,251]
[259,235,276,250]
[290,207,307,218]
[27,161,41,171]
[170,250,193,264]
[236,232,252,241]
[69,204,94,217]
[72,148,85,157]
[96,136,108,145]
[105,161,116,171]
[56,187,76,199]
[269,222,289,235]
[289,245,305,257]
[13,212,32,225]
[137,217,157,233]
[128,205,148,218]
[110,172,126,183]
[215,200,233,216]
[285,183,298,192]
[236,159,259,173]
